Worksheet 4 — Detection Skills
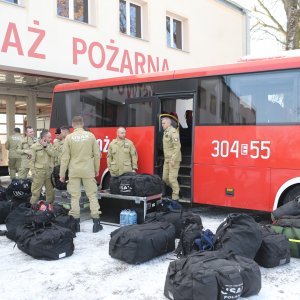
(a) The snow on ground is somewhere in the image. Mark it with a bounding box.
[0,206,300,300]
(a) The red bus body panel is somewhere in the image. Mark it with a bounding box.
[193,126,300,211]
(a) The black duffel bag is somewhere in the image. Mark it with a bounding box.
[254,225,290,268]
[0,185,7,201]
[5,202,32,241]
[16,223,74,260]
[109,222,175,264]
[133,173,163,196]
[51,165,68,190]
[145,210,202,238]
[272,199,300,220]
[109,172,163,196]
[164,250,261,300]
[0,201,11,224]
[214,213,262,259]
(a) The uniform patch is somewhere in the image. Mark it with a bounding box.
[124,143,129,148]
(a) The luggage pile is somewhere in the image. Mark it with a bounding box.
[163,212,292,300]
[0,185,76,261]
[271,198,300,258]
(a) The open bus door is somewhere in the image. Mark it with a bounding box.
[125,97,159,175]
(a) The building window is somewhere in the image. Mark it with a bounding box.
[57,0,89,23]
[166,16,182,49]
[119,0,142,38]
[2,0,20,4]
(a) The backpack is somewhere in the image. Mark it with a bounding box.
[6,179,32,200]
[213,213,262,259]
[254,225,290,268]
[51,165,68,190]
[175,222,204,258]
[164,250,261,300]
[16,223,74,260]
[194,229,215,252]
[156,198,182,212]
[109,222,175,264]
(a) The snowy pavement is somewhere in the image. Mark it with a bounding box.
[0,206,300,300]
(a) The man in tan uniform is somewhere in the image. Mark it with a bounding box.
[5,128,22,179]
[59,116,102,233]
[162,117,182,200]
[29,129,56,205]
[53,126,70,166]
[107,127,138,177]
[17,126,35,179]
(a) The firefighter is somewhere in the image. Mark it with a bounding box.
[17,126,35,179]
[29,129,56,204]
[53,126,70,166]
[5,128,23,179]
[107,127,138,177]
[161,117,182,201]
[59,116,102,233]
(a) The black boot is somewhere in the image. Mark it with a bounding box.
[92,218,103,233]
[75,218,80,233]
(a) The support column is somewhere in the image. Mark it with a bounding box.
[26,92,37,133]
[6,95,16,136]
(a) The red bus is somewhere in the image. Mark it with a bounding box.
[51,55,300,212]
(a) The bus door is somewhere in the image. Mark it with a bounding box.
[125,97,159,175]
[157,94,195,202]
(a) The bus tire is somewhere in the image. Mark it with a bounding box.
[283,185,300,205]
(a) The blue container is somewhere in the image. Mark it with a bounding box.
[128,210,137,225]
[120,210,127,226]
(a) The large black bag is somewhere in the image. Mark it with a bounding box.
[254,225,290,268]
[51,165,68,190]
[164,251,261,300]
[0,201,11,224]
[16,223,74,260]
[214,213,262,259]
[0,185,7,201]
[132,173,163,196]
[272,199,300,220]
[109,222,175,264]
[145,210,202,238]
[5,202,32,241]
[272,216,300,258]
[110,172,163,196]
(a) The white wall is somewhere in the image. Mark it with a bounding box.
[0,0,247,80]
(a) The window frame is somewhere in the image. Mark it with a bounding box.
[119,0,143,39]
[166,15,183,50]
[57,0,91,24]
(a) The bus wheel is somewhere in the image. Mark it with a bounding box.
[283,185,300,205]
[102,173,111,191]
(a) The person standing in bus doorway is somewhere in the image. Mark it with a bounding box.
[17,126,35,179]
[53,126,70,167]
[5,128,22,179]
[107,127,138,177]
[29,130,56,205]
[59,116,102,233]
[161,117,182,201]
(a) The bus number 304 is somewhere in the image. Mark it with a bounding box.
[211,140,271,159]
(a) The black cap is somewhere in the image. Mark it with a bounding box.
[55,128,61,134]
